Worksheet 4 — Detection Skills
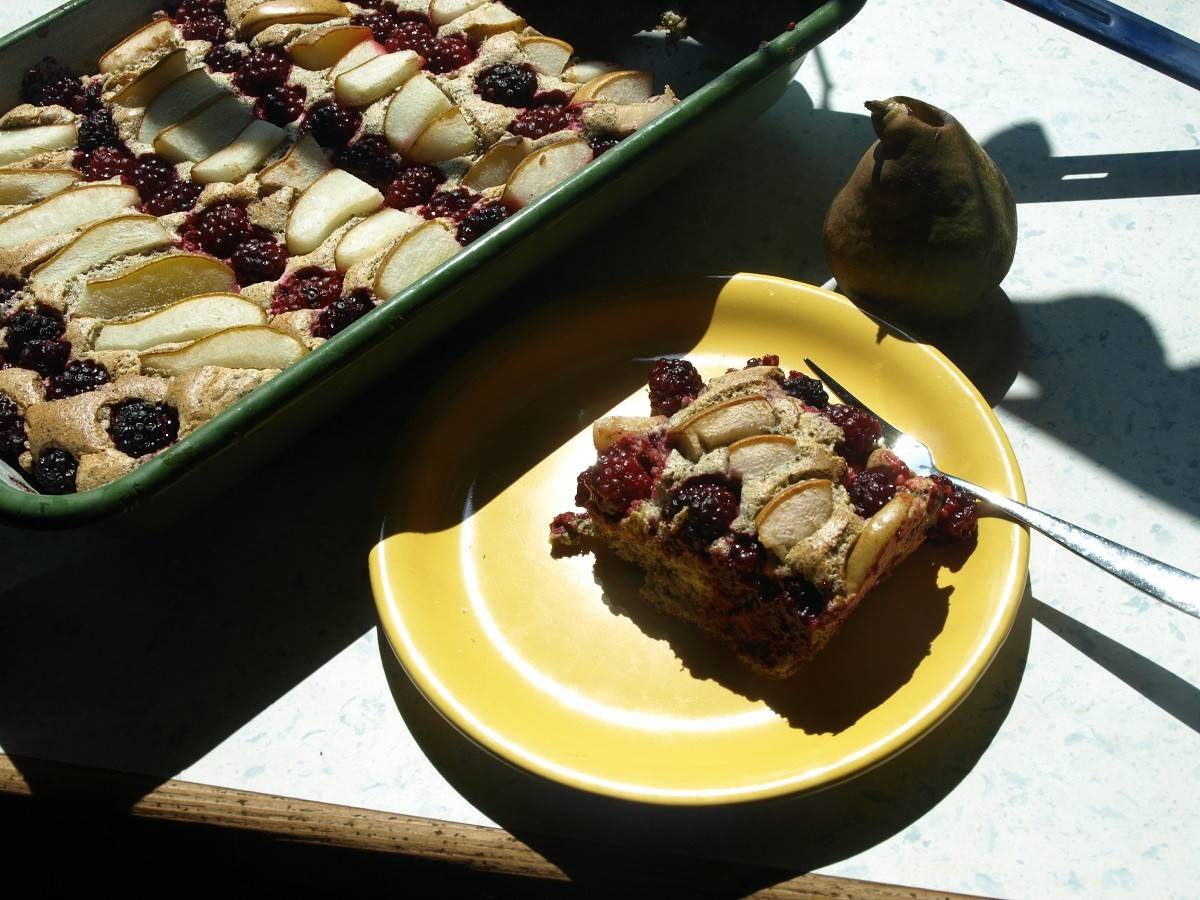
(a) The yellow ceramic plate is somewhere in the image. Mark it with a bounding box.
[370,274,1028,805]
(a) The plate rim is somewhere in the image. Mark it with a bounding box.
[370,273,1030,806]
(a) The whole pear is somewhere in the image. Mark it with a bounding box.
[823,97,1017,320]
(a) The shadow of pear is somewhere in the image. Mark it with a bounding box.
[592,539,973,733]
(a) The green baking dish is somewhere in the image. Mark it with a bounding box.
[0,0,866,525]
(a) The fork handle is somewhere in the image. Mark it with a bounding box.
[942,474,1200,618]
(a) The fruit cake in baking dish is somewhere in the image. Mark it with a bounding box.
[552,356,979,677]
[0,0,684,494]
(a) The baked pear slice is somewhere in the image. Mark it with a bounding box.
[334,208,421,271]
[153,94,254,164]
[286,168,384,255]
[191,119,288,185]
[0,169,79,205]
[0,124,79,166]
[384,73,452,154]
[141,326,306,376]
[571,70,653,104]
[0,184,138,250]
[76,255,238,319]
[289,25,373,70]
[756,479,834,559]
[335,50,423,107]
[409,108,479,164]
[95,294,266,351]
[138,68,227,144]
[31,215,171,287]
[519,36,572,76]
[240,0,350,38]
[668,395,775,460]
[373,220,460,299]
[500,139,592,209]
[112,48,190,109]
[99,18,176,74]
[258,133,330,190]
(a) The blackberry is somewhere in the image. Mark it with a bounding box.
[475,63,538,107]
[180,202,253,257]
[509,103,579,139]
[647,357,703,416]
[230,234,287,285]
[77,109,121,150]
[424,36,475,74]
[234,48,291,97]
[107,399,179,457]
[16,339,71,377]
[422,188,476,222]
[848,469,897,517]
[305,102,361,149]
[666,475,740,547]
[776,577,826,621]
[383,164,443,209]
[820,403,882,465]
[714,533,765,576]
[256,83,306,125]
[0,277,22,306]
[589,136,620,156]
[779,370,828,409]
[75,146,133,181]
[333,136,399,187]
[142,180,203,216]
[745,354,779,368]
[384,18,436,54]
[0,395,25,467]
[204,45,245,73]
[125,153,178,200]
[312,288,374,338]
[21,58,83,109]
[180,11,229,43]
[5,305,64,357]
[456,202,509,245]
[33,448,78,494]
[271,267,344,314]
[931,476,979,543]
[45,359,111,400]
[575,433,666,518]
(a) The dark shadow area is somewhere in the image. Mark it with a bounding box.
[983,122,1200,203]
[380,582,1033,881]
[1033,599,1200,733]
[1003,293,1200,521]
[591,540,973,732]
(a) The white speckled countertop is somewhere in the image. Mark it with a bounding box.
[1,1,1198,896]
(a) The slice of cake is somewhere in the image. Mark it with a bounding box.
[552,355,978,678]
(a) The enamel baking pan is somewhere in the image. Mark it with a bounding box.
[0,0,866,525]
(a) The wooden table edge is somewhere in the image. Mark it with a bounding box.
[0,752,983,898]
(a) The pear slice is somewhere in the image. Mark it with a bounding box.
[844,494,916,596]
[113,48,191,109]
[335,50,423,107]
[141,326,306,376]
[409,107,479,164]
[138,68,227,145]
[373,220,460,299]
[191,119,287,184]
[461,139,531,192]
[76,255,238,319]
[334,207,421,271]
[430,0,487,26]
[0,124,79,166]
[756,479,834,559]
[258,133,330,190]
[571,70,654,105]
[669,395,775,460]
[593,415,666,453]
[240,0,350,38]
[0,169,80,205]
[0,184,139,250]
[449,3,526,43]
[383,73,452,154]
[95,294,266,351]
[330,39,387,79]
[154,94,254,164]
[286,168,384,255]
[519,36,573,76]
[501,138,592,209]
[289,25,372,70]
[612,91,678,133]
[31,215,171,287]
[728,435,799,480]
[99,18,176,74]
[562,60,619,84]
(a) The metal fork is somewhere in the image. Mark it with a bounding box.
[804,358,1200,619]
